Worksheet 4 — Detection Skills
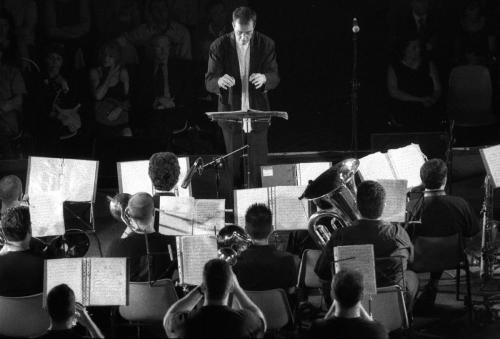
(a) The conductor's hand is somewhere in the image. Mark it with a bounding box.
[249,73,266,89]
[217,74,235,89]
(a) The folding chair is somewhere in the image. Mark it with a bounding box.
[297,249,324,306]
[0,293,50,338]
[362,285,409,333]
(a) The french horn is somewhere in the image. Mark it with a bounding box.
[216,225,252,265]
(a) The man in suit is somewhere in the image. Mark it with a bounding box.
[205,6,279,189]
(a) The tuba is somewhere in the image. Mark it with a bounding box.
[216,225,253,265]
[300,158,360,248]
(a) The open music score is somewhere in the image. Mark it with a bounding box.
[378,179,408,223]
[260,162,332,187]
[480,144,500,188]
[29,192,65,237]
[177,236,218,286]
[334,244,377,295]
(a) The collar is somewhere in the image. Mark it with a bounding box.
[424,189,446,197]
[413,12,427,23]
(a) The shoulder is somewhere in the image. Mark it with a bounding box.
[210,32,232,50]
[254,32,275,45]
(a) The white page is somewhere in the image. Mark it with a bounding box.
[159,196,195,236]
[378,179,408,223]
[45,258,83,304]
[62,159,98,202]
[27,157,63,198]
[179,236,218,285]
[387,144,426,189]
[118,160,153,195]
[234,188,269,227]
[89,258,127,306]
[334,244,377,295]
[274,186,309,230]
[297,162,331,186]
[193,199,225,235]
[171,157,191,198]
[358,152,396,181]
[480,145,500,188]
[30,191,65,237]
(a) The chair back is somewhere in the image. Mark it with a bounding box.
[244,289,293,330]
[0,293,50,338]
[297,249,322,289]
[411,233,462,273]
[119,279,178,322]
[362,285,409,333]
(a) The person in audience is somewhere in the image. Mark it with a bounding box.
[315,180,419,310]
[233,203,297,293]
[40,283,104,339]
[106,192,176,281]
[0,174,23,215]
[0,206,44,296]
[308,269,388,339]
[163,258,266,338]
[90,41,132,137]
[407,158,480,311]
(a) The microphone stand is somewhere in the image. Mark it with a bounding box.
[351,22,360,156]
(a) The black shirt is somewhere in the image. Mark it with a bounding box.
[106,232,176,282]
[308,317,388,339]
[233,244,297,291]
[185,305,263,339]
[38,329,84,339]
[0,249,44,296]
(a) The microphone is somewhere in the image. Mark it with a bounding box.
[352,18,360,34]
[181,157,203,189]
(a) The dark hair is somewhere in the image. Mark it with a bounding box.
[148,152,180,191]
[98,40,121,66]
[232,6,256,25]
[420,158,447,189]
[332,269,364,308]
[0,175,22,202]
[245,203,272,240]
[47,284,76,323]
[1,206,30,241]
[356,181,385,219]
[203,259,232,300]
[394,36,419,61]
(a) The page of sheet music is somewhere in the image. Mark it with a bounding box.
[118,160,153,195]
[180,236,218,285]
[480,145,500,188]
[274,186,309,230]
[45,258,83,304]
[358,152,396,181]
[30,191,65,237]
[88,258,127,306]
[297,162,331,186]
[158,196,195,236]
[170,157,191,198]
[62,159,98,202]
[378,179,408,223]
[387,144,426,189]
[334,245,377,295]
[193,199,225,235]
[27,157,63,198]
[234,188,270,227]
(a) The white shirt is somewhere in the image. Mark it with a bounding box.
[236,42,250,111]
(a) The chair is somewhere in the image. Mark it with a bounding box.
[0,293,50,338]
[362,285,409,333]
[297,249,324,306]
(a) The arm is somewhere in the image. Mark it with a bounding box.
[428,61,441,102]
[232,274,267,335]
[0,95,23,113]
[262,40,280,91]
[75,303,104,338]
[163,286,204,338]
[387,66,426,103]
[121,68,130,97]
[205,41,224,95]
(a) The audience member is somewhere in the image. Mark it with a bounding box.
[163,258,266,338]
[0,174,22,215]
[233,203,297,293]
[308,269,388,339]
[315,180,419,310]
[40,283,104,339]
[0,206,44,296]
[90,41,132,137]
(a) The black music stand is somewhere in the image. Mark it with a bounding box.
[205,109,288,188]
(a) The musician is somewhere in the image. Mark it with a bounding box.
[0,174,23,216]
[164,258,266,339]
[315,181,419,309]
[205,6,280,188]
[106,192,176,282]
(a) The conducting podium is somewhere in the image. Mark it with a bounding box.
[206,109,288,188]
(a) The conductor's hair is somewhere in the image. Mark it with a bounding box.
[232,6,256,25]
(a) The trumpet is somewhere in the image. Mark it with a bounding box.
[216,225,252,265]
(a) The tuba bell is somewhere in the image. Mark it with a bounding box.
[300,158,360,248]
[216,225,252,265]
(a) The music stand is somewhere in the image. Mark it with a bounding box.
[206,109,288,188]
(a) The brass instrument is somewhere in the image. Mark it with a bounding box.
[480,175,499,281]
[300,158,361,248]
[216,225,252,265]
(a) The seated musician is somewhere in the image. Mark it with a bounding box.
[164,258,266,339]
[315,180,419,310]
[0,206,44,296]
[106,192,176,281]
[407,158,479,310]
[233,203,297,293]
[0,174,23,216]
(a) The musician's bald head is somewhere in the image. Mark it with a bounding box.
[0,175,23,203]
[126,192,155,229]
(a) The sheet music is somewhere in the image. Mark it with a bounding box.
[45,258,83,304]
[180,236,218,285]
[234,188,270,227]
[27,157,63,198]
[297,162,331,186]
[274,186,309,230]
[30,191,65,237]
[334,245,377,295]
[358,152,396,181]
[378,179,408,223]
[118,160,153,195]
[387,144,426,189]
[480,145,500,188]
[89,258,127,306]
[62,159,97,202]
[158,196,195,236]
[172,157,191,198]
[193,199,225,235]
